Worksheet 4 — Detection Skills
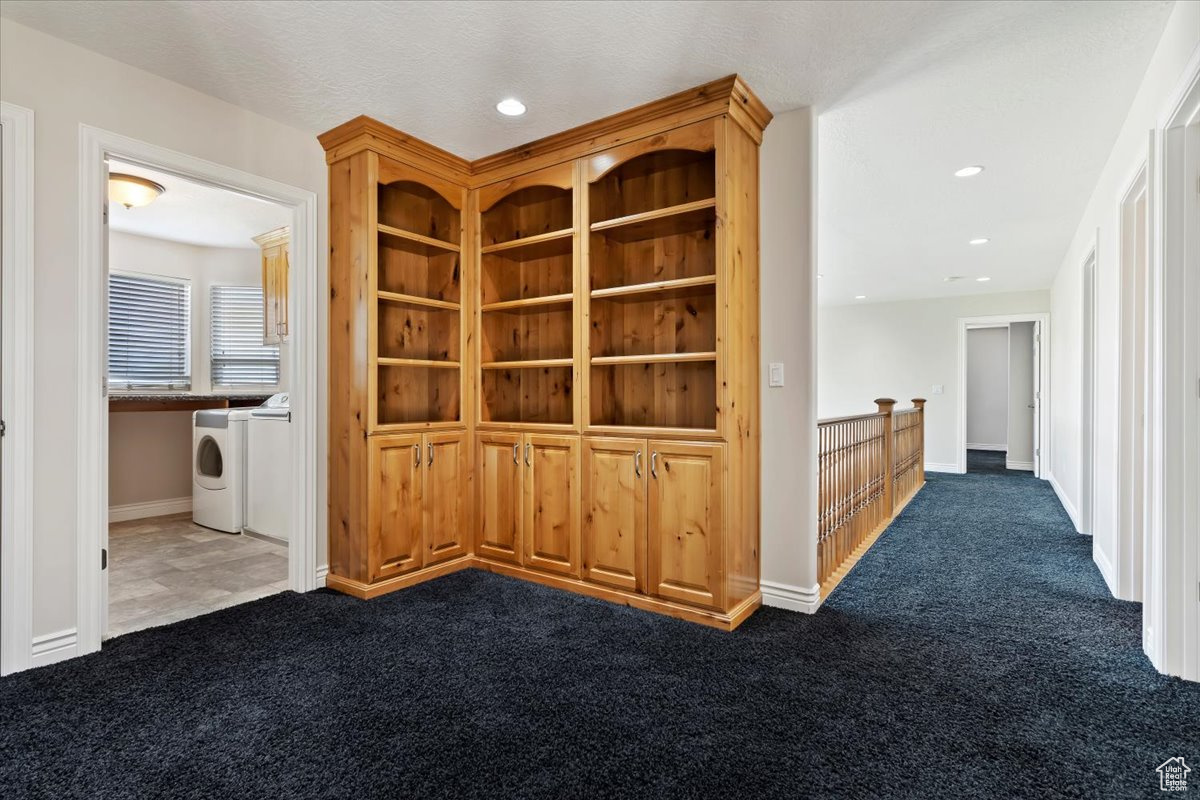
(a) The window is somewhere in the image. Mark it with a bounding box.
[211,285,279,387]
[108,271,191,390]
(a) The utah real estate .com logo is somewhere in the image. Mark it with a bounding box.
[1157,757,1191,792]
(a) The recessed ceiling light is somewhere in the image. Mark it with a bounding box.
[976,276,991,282]
[955,165,984,178]
[855,295,867,300]
[496,98,526,116]
[969,238,990,245]
[944,276,964,283]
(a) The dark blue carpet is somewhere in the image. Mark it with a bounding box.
[1,472,1195,799]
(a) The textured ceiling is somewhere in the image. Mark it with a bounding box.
[0,0,1176,303]
[109,160,290,249]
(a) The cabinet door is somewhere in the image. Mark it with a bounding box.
[523,434,581,576]
[261,243,283,345]
[647,441,724,609]
[476,432,523,563]
[423,431,468,565]
[582,437,646,592]
[276,242,289,339]
[368,434,424,581]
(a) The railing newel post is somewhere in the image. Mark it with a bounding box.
[875,398,896,518]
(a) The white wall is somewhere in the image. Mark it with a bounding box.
[759,107,819,608]
[818,291,1050,471]
[1048,1,1198,590]
[0,20,329,640]
[966,327,1009,449]
[1007,321,1036,467]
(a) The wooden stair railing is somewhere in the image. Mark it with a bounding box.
[817,398,926,595]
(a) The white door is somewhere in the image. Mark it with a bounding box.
[100,156,110,639]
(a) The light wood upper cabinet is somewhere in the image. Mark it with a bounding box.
[368,434,424,581]
[647,440,724,609]
[523,434,581,577]
[476,432,523,563]
[582,437,646,593]
[424,431,469,565]
[253,226,289,345]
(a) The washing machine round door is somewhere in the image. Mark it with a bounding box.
[194,433,226,490]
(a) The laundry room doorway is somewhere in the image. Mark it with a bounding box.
[77,127,320,652]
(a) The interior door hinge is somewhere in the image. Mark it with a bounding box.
[0,419,6,437]
[101,548,108,570]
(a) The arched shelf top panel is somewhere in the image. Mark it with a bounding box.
[378,179,463,246]
[588,148,716,225]
[480,184,574,247]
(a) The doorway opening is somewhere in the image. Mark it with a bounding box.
[1116,165,1148,602]
[105,161,293,637]
[77,126,320,656]
[956,313,1049,477]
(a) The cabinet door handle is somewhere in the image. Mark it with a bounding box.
[634,450,642,478]
[650,451,658,479]
[428,443,434,467]
[513,443,519,465]
[524,442,532,467]
[413,444,421,468]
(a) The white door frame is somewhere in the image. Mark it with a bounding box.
[0,101,35,675]
[1115,159,1149,603]
[956,313,1051,476]
[77,125,321,656]
[1144,47,1199,682]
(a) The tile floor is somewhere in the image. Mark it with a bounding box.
[107,512,288,638]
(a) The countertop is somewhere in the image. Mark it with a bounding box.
[109,393,272,412]
[110,393,272,402]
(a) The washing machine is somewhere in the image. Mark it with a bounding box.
[245,393,291,542]
[192,408,250,533]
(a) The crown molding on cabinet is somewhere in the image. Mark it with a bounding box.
[316,74,773,186]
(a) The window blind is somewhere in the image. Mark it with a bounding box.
[211,285,280,387]
[108,272,191,390]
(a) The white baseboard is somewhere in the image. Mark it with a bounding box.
[1093,546,1117,595]
[1046,471,1082,532]
[316,564,329,588]
[29,628,78,669]
[925,461,959,473]
[1006,459,1034,471]
[760,579,822,614]
[109,496,192,523]
[966,443,1007,452]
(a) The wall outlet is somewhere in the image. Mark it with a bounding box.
[932,384,944,395]
[768,362,785,388]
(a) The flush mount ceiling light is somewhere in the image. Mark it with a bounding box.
[108,173,164,209]
[855,295,867,300]
[976,276,992,282]
[496,98,526,116]
[954,165,985,178]
[969,238,990,245]
[817,273,824,278]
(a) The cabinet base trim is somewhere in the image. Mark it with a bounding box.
[326,556,474,599]
[473,558,759,631]
[325,557,762,630]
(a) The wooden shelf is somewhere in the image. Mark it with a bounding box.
[590,275,716,302]
[377,357,461,369]
[590,352,716,366]
[481,293,574,314]
[377,290,460,311]
[378,223,460,253]
[481,358,573,370]
[590,198,715,243]
[481,228,573,258]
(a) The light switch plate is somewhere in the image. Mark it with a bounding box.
[768,362,785,388]
[932,384,944,395]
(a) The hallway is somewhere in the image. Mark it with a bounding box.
[2,472,1195,798]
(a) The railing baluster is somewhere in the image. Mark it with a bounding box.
[816,398,926,589]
